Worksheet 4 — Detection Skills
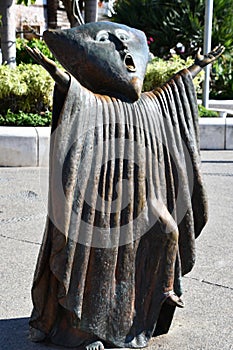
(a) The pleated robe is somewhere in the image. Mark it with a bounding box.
[29,68,208,348]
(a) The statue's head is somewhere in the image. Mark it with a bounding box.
[43,21,149,101]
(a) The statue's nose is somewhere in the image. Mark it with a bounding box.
[109,33,128,51]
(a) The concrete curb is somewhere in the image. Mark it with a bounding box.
[199,117,233,150]
[0,119,233,167]
[0,126,50,167]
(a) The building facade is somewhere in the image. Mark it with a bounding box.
[15,0,69,39]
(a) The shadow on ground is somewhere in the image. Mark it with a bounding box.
[0,318,57,350]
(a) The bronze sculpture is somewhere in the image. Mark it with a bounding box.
[26,21,224,349]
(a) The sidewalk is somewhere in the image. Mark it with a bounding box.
[0,150,233,350]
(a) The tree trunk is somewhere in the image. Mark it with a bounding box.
[61,0,80,27]
[0,0,16,67]
[61,0,98,27]
[47,0,59,29]
[84,0,98,23]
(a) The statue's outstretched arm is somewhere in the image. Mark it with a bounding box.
[25,46,70,93]
[188,44,225,78]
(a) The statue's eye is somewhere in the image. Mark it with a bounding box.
[96,31,110,42]
[115,30,129,42]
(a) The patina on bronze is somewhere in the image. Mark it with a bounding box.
[26,21,224,350]
[43,22,149,101]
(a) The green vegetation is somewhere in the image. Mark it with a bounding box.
[16,0,36,4]
[198,104,219,117]
[113,0,233,57]
[1,1,232,126]
[211,52,233,99]
[0,54,209,126]
[0,41,54,126]
[16,38,55,65]
[143,55,204,93]
[0,63,53,115]
[0,51,218,126]
[0,110,52,126]
[113,0,233,99]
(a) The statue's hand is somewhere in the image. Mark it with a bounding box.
[25,46,56,71]
[195,45,225,68]
[25,45,70,92]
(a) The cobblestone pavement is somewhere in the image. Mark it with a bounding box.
[0,151,233,350]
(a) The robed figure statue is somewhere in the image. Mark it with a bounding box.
[26,21,224,350]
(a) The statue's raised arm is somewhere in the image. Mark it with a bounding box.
[25,46,70,93]
[188,44,225,78]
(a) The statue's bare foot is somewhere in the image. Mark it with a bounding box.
[164,291,184,308]
[29,326,46,342]
[86,340,104,350]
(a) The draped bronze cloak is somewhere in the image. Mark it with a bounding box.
[30,68,208,348]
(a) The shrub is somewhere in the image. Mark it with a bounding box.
[0,110,52,126]
[113,0,204,57]
[211,52,233,99]
[0,63,53,115]
[16,37,55,65]
[113,0,233,99]
[198,105,219,117]
[113,0,233,58]
[143,55,204,94]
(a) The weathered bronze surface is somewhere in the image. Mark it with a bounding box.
[28,21,223,349]
[43,21,149,101]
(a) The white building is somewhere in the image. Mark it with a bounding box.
[15,0,69,39]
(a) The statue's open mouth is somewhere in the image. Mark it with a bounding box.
[124,53,136,72]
